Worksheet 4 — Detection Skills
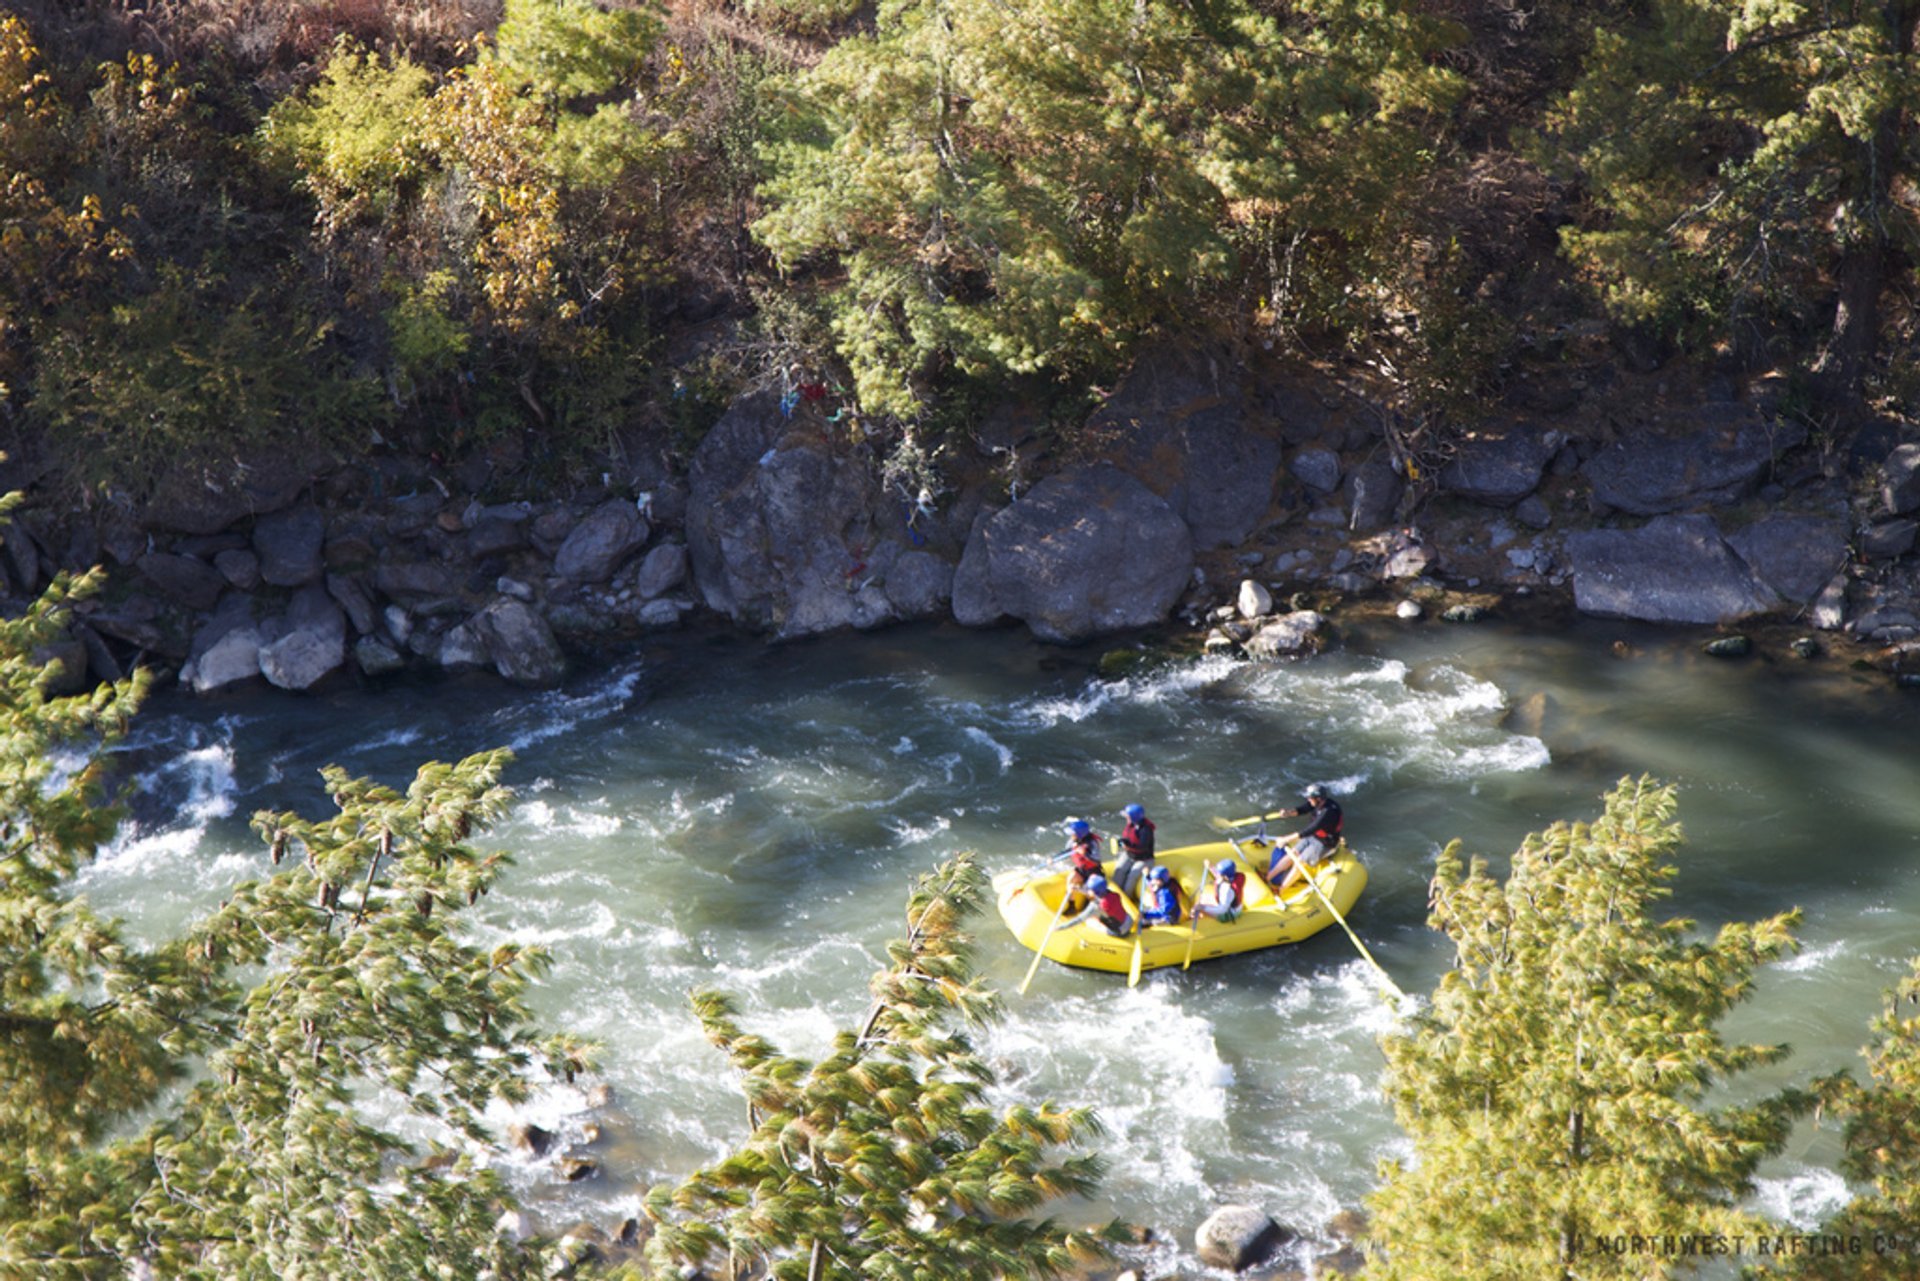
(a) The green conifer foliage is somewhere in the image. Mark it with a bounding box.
[1366,778,1806,1281]
[1756,957,1920,1280]
[1541,1,1920,392]
[644,853,1118,1280]
[0,547,589,1277]
[755,0,1459,417]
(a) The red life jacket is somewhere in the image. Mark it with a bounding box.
[1094,887,1129,931]
[1120,817,1156,858]
[1217,867,1246,909]
[1070,834,1104,875]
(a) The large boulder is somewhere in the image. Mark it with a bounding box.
[1087,343,1282,548]
[631,543,688,599]
[949,464,1193,642]
[1440,425,1558,507]
[1883,442,1920,515]
[1566,514,1780,624]
[687,391,901,637]
[1345,456,1404,530]
[473,598,567,688]
[882,550,953,618]
[1195,1205,1285,1271]
[181,596,274,694]
[140,452,315,535]
[554,499,650,582]
[1289,446,1343,495]
[137,552,227,611]
[252,504,327,587]
[1583,407,1808,515]
[1727,513,1849,604]
[258,586,347,691]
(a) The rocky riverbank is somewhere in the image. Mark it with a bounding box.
[7,341,1919,696]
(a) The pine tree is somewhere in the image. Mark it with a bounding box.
[1539,1,1920,396]
[644,853,1118,1281]
[1756,957,1920,1280]
[0,526,590,1278]
[1365,778,1806,1281]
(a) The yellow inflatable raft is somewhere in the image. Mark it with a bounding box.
[991,837,1368,976]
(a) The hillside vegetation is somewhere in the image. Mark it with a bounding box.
[2,0,1916,495]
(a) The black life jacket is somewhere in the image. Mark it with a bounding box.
[1307,799,1343,842]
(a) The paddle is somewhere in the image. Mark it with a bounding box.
[1182,861,1214,971]
[1121,838,1145,987]
[1008,846,1073,897]
[1018,881,1073,996]
[1294,853,1406,1003]
[1208,809,1291,833]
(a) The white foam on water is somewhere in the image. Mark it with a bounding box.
[892,736,916,756]
[87,742,239,880]
[963,726,1015,773]
[1751,1165,1854,1232]
[492,664,643,751]
[885,814,952,846]
[511,799,624,839]
[1778,938,1847,974]
[984,985,1233,1204]
[466,899,619,948]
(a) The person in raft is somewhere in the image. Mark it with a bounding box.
[1111,802,1157,897]
[1138,864,1184,926]
[1066,874,1134,937]
[1266,782,1343,893]
[1193,859,1246,923]
[1062,818,1105,906]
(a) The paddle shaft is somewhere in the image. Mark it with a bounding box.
[1018,884,1073,995]
[1182,862,1213,971]
[1295,856,1406,1002]
[1123,837,1145,987]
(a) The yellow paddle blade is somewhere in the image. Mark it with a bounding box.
[1128,923,1145,987]
[1208,810,1288,832]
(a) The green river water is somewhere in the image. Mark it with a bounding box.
[74,616,1920,1275]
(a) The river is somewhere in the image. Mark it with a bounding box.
[73,616,1920,1274]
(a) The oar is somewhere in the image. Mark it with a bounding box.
[1008,847,1073,897]
[1182,861,1214,971]
[1018,881,1073,996]
[1295,853,1406,1003]
[1208,809,1290,833]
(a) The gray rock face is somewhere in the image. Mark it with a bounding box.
[1567,515,1780,624]
[950,464,1192,643]
[1346,457,1404,531]
[1195,1205,1284,1271]
[374,560,459,601]
[554,500,650,582]
[1727,514,1849,603]
[141,452,312,535]
[138,552,227,611]
[1863,518,1919,561]
[1884,443,1920,515]
[632,543,688,600]
[258,586,347,691]
[353,636,406,677]
[473,598,567,688]
[1244,609,1325,658]
[688,391,902,637]
[436,622,488,671]
[214,547,261,590]
[467,514,528,559]
[326,572,378,635]
[1583,409,1808,515]
[1086,343,1282,548]
[253,504,327,587]
[1441,426,1557,506]
[882,550,953,618]
[1289,446,1343,495]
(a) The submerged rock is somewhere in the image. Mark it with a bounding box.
[1702,634,1752,658]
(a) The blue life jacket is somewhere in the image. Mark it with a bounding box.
[1140,881,1180,925]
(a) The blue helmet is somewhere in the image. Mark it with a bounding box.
[1216,859,1237,875]
[1067,819,1092,838]
[1086,875,1109,895]
[1123,803,1146,822]
[1150,865,1172,883]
